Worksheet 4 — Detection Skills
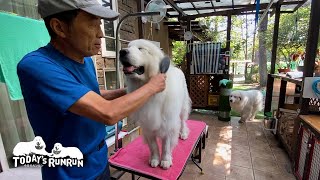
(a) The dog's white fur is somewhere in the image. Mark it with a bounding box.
[229,90,264,123]
[120,39,191,169]
[51,143,83,159]
[13,136,49,156]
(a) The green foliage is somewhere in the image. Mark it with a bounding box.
[230,16,248,60]
[199,16,227,46]
[171,41,187,66]
[197,6,311,64]
[266,7,311,64]
[199,15,256,60]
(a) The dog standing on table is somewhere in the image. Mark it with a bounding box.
[119,39,191,169]
[229,90,264,123]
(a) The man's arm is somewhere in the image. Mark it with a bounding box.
[100,88,127,100]
[68,74,166,125]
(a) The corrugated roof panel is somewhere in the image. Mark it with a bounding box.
[193,1,213,8]
[214,8,232,12]
[167,11,179,16]
[212,0,233,7]
[184,10,199,15]
[176,2,193,9]
[198,9,215,14]
[281,4,297,11]
[234,0,251,6]
[260,0,279,3]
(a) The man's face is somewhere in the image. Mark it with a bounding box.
[65,11,103,57]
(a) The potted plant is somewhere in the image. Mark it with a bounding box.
[277,62,291,73]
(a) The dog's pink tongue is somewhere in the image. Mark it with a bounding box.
[123,66,135,73]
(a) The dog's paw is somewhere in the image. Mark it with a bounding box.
[160,160,172,169]
[149,159,160,168]
[180,131,189,140]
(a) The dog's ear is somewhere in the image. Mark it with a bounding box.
[159,56,170,73]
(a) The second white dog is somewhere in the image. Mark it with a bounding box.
[119,39,191,169]
[229,90,264,123]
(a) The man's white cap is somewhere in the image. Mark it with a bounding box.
[38,0,119,20]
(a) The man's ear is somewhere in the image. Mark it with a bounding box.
[50,18,68,38]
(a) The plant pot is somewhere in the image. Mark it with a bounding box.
[278,68,291,73]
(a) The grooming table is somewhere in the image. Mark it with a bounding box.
[109,120,207,180]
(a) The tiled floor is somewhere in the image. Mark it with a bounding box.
[0,166,41,180]
[178,111,296,180]
[0,111,296,180]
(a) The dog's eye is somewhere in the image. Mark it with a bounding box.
[138,48,144,51]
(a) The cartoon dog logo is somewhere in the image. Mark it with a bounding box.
[51,143,83,160]
[13,136,49,156]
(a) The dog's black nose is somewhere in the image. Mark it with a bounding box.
[119,49,128,57]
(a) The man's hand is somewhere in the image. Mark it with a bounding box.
[146,73,166,93]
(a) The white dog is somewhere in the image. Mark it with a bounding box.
[51,143,83,160]
[229,90,264,123]
[119,39,191,169]
[13,136,49,156]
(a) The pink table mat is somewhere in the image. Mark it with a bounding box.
[109,120,206,180]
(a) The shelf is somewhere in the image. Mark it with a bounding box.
[270,73,303,85]
[299,115,320,134]
[281,104,300,111]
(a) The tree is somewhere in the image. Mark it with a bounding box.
[171,41,186,66]
[258,15,268,87]
[200,16,227,46]
[200,16,252,60]
[265,7,311,68]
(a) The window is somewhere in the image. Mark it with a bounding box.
[99,0,118,58]
[103,69,117,90]
[0,0,40,19]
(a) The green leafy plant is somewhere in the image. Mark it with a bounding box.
[172,41,186,66]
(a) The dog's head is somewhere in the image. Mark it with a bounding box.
[229,91,242,104]
[52,143,63,154]
[119,39,166,81]
[33,136,46,150]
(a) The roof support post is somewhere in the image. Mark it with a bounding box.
[270,3,280,74]
[300,0,320,114]
[226,14,231,51]
[186,19,192,90]
[264,3,280,114]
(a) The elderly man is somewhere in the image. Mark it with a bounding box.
[17,0,166,179]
